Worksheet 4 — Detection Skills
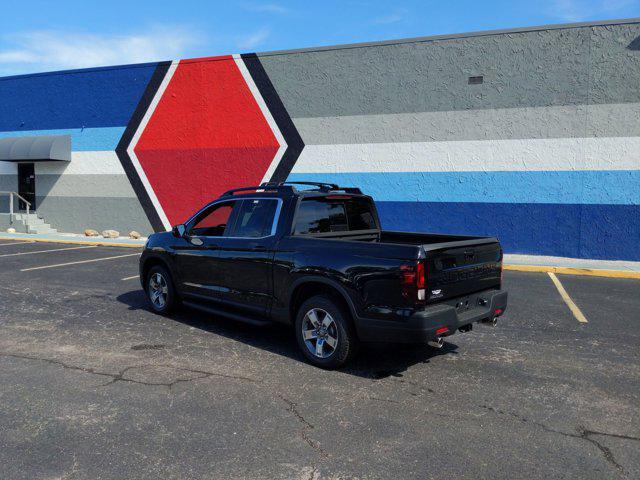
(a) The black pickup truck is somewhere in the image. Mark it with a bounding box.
[140,182,507,368]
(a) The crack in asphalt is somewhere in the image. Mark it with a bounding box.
[376,372,638,476]
[6,349,636,474]
[0,351,328,460]
[277,393,328,459]
[479,404,640,476]
[0,352,258,391]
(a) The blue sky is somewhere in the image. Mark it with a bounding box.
[0,0,638,76]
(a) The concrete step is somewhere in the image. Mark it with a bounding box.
[29,229,57,234]
[28,225,57,234]
[4,213,58,234]
[14,214,44,222]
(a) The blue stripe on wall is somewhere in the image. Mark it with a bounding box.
[0,127,125,151]
[0,63,159,131]
[288,171,640,205]
[375,201,640,261]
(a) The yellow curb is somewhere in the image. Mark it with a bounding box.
[0,236,143,249]
[504,264,640,279]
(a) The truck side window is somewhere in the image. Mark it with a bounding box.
[345,199,377,231]
[231,199,279,237]
[294,199,348,234]
[295,197,378,235]
[190,201,235,237]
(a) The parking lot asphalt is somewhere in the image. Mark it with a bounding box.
[0,239,638,480]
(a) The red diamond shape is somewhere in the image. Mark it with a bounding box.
[134,55,281,226]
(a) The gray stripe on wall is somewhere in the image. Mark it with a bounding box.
[0,175,17,212]
[259,24,640,118]
[36,196,154,235]
[293,103,640,145]
[0,174,17,192]
[36,174,138,198]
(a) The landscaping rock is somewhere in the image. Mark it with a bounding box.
[128,231,141,239]
[101,229,119,238]
[84,229,99,237]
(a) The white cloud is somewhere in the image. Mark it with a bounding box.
[237,27,271,50]
[242,3,290,14]
[0,26,201,76]
[548,0,637,22]
[370,8,409,25]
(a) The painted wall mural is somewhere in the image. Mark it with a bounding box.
[0,21,639,260]
[117,55,303,231]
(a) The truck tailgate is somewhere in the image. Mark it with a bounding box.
[424,240,502,302]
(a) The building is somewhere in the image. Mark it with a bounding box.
[0,18,638,260]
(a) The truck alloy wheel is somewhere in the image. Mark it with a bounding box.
[301,308,339,358]
[295,295,357,369]
[146,265,177,314]
[149,272,168,309]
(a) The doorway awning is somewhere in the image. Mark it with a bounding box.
[0,135,71,162]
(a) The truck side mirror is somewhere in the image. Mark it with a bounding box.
[173,224,186,237]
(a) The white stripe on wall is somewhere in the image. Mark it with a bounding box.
[34,151,125,175]
[291,136,640,173]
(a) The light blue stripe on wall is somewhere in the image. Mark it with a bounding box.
[288,171,640,205]
[0,127,125,151]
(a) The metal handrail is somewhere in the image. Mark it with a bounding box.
[0,191,32,230]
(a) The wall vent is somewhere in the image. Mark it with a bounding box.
[468,75,484,85]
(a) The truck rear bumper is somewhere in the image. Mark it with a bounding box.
[355,289,507,343]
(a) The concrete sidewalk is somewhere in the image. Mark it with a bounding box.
[1,231,639,278]
[505,254,640,272]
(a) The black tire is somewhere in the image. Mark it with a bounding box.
[145,265,178,314]
[295,295,358,369]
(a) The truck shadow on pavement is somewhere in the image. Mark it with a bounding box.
[117,289,458,379]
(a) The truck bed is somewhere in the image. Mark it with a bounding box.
[379,230,498,249]
[302,229,503,303]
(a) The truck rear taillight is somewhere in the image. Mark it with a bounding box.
[417,259,426,301]
[416,260,426,289]
[401,260,427,303]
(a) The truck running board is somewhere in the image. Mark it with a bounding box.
[183,300,272,327]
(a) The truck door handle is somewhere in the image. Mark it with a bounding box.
[252,246,267,252]
[206,245,220,251]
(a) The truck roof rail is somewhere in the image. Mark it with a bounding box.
[222,182,363,196]
[262,181,363,195]
[221,185,295,196]
[273,181,339,190]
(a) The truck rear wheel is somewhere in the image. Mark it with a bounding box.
[295,295,357,369]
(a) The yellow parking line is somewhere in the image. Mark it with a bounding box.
[548,272,588,323]
[0,245,96,257]
[121,275,139,281]
[21,253,140,272]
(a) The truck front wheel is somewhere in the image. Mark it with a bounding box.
[145,265,178,314]
[295,295,357,369]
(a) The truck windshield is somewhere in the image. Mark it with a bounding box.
[294,197,377,235]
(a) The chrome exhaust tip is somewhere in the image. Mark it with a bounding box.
[427,337,444,349]
[482,317,498,327]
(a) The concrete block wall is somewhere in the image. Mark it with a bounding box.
[0,20,638,260]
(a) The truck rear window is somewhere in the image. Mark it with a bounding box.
[294,197,377,235]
